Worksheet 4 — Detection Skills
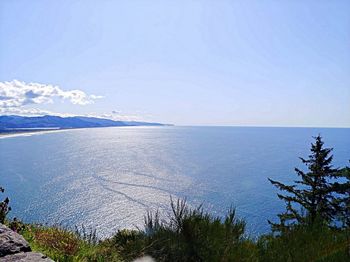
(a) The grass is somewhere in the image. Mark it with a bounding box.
[257,225,350,262]
[20,224,122,262]
[13,198,350,262]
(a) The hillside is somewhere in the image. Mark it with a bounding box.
[0,115,168,130]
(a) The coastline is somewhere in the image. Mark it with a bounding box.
[0,129,66,139]
[0,125,167,139]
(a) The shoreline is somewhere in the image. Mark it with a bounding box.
[0,125,167,139]
[0,129,67,139]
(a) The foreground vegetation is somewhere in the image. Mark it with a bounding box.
[6,200,347,262]
[1,135,349,261]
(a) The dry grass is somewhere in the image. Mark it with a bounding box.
[32,227,80,256]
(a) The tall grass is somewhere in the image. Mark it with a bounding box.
[20,223,122,262]
[258,224,349,262]
[103,198,350,261]
[111,198,257,261]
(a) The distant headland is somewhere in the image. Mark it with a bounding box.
[0,115,171,134]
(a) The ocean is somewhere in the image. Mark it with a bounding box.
[0,126,349,237]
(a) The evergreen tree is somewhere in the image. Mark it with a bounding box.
[268,135,339,231]
[0,186,11,224]
[332,164,350,228]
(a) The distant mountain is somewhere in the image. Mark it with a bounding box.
[0,115,169,130]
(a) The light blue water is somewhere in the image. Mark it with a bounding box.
[0,126,349,237]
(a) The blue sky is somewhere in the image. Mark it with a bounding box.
[0,0,349,127]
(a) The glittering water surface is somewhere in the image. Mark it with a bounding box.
[0,126,349,237]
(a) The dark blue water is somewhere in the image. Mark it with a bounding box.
[0,126,349,237]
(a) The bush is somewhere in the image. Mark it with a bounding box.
[112,197,257,262]
[12,198,350,261]
[258,223,349,262]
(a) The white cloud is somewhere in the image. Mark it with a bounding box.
[0,107,74,117]
[100,110,145,121]
[0,80,151,122]
[0,80,102,110]
[0,106,147,122]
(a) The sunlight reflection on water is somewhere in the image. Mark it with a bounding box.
[0,126,349,238]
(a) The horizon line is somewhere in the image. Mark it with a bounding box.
[1,114,349,129]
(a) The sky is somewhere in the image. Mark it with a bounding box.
[0,0,349,127]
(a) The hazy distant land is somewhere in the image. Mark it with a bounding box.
[0,115,170,137]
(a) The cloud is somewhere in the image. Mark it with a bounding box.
[0,106,146,122]
[99,110,145,121]
[0,80,102,109]
[0,80,149,122]
[0,107,74,117]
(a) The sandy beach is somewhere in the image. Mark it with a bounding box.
[0,129,65,139]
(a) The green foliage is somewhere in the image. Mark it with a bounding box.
[105,198,349,262]
[9,217,25,232]
[112,197,256,262]
[15,199,350,262]
[332,165,350,228]
[268,135,344,231]
[21,224,122,262]
[258,223,349,262]
[0,186,11,224]
[105,229,145,261]
[75,224,99,246]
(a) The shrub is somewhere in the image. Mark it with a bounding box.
[258,223,349,262]
[113,197,255,262]
[9,217,25,232]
